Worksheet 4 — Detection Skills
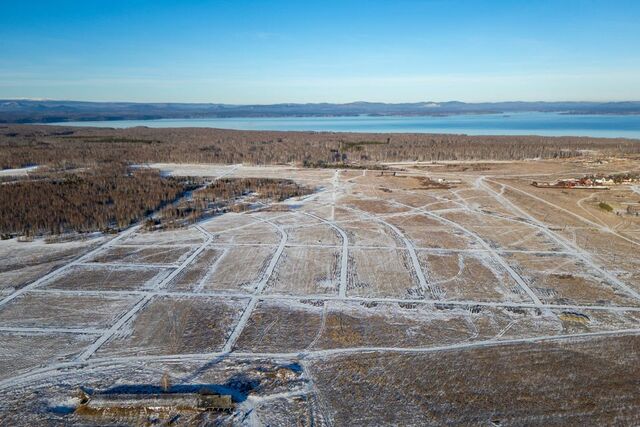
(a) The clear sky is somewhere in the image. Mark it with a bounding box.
[1,0,639,103]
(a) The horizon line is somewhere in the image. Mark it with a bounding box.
[3,98,640,105]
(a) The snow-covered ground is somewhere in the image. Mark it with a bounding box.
[2,162,640,425]
[0,165,38,176]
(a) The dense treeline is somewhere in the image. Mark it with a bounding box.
[0,165,192,236]
[1,125,639,170]
[154,178,313,228]
[197,178,313,202]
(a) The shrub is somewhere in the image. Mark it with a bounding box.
[598,202,613,212]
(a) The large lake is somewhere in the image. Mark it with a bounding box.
[52,112,640,139]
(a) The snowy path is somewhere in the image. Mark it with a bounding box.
[29,287,640,312]
[222,219,288,353]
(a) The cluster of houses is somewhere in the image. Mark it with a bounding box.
[532,172,640,190]
[532,178,610,190]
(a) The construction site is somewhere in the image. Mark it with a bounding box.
[1,156,640,425]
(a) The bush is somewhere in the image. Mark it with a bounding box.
[598,202,614,212]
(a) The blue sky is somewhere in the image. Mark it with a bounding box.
[1,0,639,103]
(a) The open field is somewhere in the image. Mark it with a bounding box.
[0,236,105,296]
[1,158,640,425]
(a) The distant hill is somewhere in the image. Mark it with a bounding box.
[1,100,640,123]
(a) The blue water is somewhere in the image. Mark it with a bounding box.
[51,112,640,139]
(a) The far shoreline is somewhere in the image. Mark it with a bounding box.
[29,112,640,140]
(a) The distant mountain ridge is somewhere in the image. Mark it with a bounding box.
[1,100,640,123]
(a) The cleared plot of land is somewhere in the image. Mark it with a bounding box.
[344,198,411,215]
[251,395,315,427]
[42,265,170,291]
[497,184,594,228]
[475,224,561,251]
[412,227,479,250]
[89,245,194,265]
[199,246,274,292]
[451,189,520,217]
[0,237,105,296]
[0,333,94,380]
[560,227,640,284]
[348,248,420,298]
[388,215,480,250]
[340,220,400,247]
[418,251,528,302]
[442,211,561,251]
[235,300,324,352]
[121,228,205,245]
[286,223,341,246]
[313,303,475,349]
[267,247,340,295]
[0,293,138,329]
[505,252,640,306]
[213,222,280,244]
[97,296,247,357]
[388,190,461,211]
[235,300,569,352]
[201,212,256,233]
[168,247,223,290]
[307,335,640,426]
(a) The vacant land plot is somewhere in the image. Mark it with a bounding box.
[345,198,411,215]
[392,220,479,249]
[198,246,274,292]
[42,265,170,291]
[267,247,340,295]
[89,245,194,265]
[0,333,95,380]
[0,293,138,329]
[168,247,223,290]
[418,251,527,302]
[97,296,247,357]
[307,334,640,426]
[478,224,560,251]
[234,299,324,352]
[121,228,205,245]
[213,222,281,245]
[313,302,474,349]
[340,220,400,247]
[505,252,639,306]
[0,237,105,296]
[348,248,420,298]
[286,223,341,245]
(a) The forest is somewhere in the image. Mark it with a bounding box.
[0,165,194,236]
[2,125,639,170]
[153,178,313,228]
